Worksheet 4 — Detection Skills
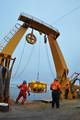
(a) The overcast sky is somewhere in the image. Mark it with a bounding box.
[0,0,80,85]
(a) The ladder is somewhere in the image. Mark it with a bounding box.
[0,23,21,51]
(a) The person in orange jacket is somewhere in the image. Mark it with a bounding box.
[16,80,30,104]
[50,78,61,108]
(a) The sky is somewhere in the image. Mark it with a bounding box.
[0,0,80,85]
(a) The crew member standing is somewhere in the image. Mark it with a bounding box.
[16,80,30,104]
[50,78,61,108]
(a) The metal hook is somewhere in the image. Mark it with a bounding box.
[44,34,47,44]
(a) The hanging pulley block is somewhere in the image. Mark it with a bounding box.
[26,32,37,45]
[28,80,47,93]
[44,34,47,44]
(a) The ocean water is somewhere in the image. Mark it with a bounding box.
[10,83,52,101]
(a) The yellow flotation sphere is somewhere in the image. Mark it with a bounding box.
[32,80,35,83]
[40,82,44,84]
[38,84,42,89]
[42,84,46,89]
[33,83,38,88]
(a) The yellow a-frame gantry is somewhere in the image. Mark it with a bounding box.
[1,13,69,85]
[0,13,69,102]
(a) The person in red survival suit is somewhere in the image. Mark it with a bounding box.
[16,80,30,104]
[50,78,61,108]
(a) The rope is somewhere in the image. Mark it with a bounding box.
[44,40,54,79]
[13,44,35,79]
[52,4,80,24]
[36,39,41,81]
[11,40,26,78]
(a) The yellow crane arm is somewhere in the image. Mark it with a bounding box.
[2,23,28,56]
[48,34,69,84]
[0,23,28,69]
[0,22,28,103]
